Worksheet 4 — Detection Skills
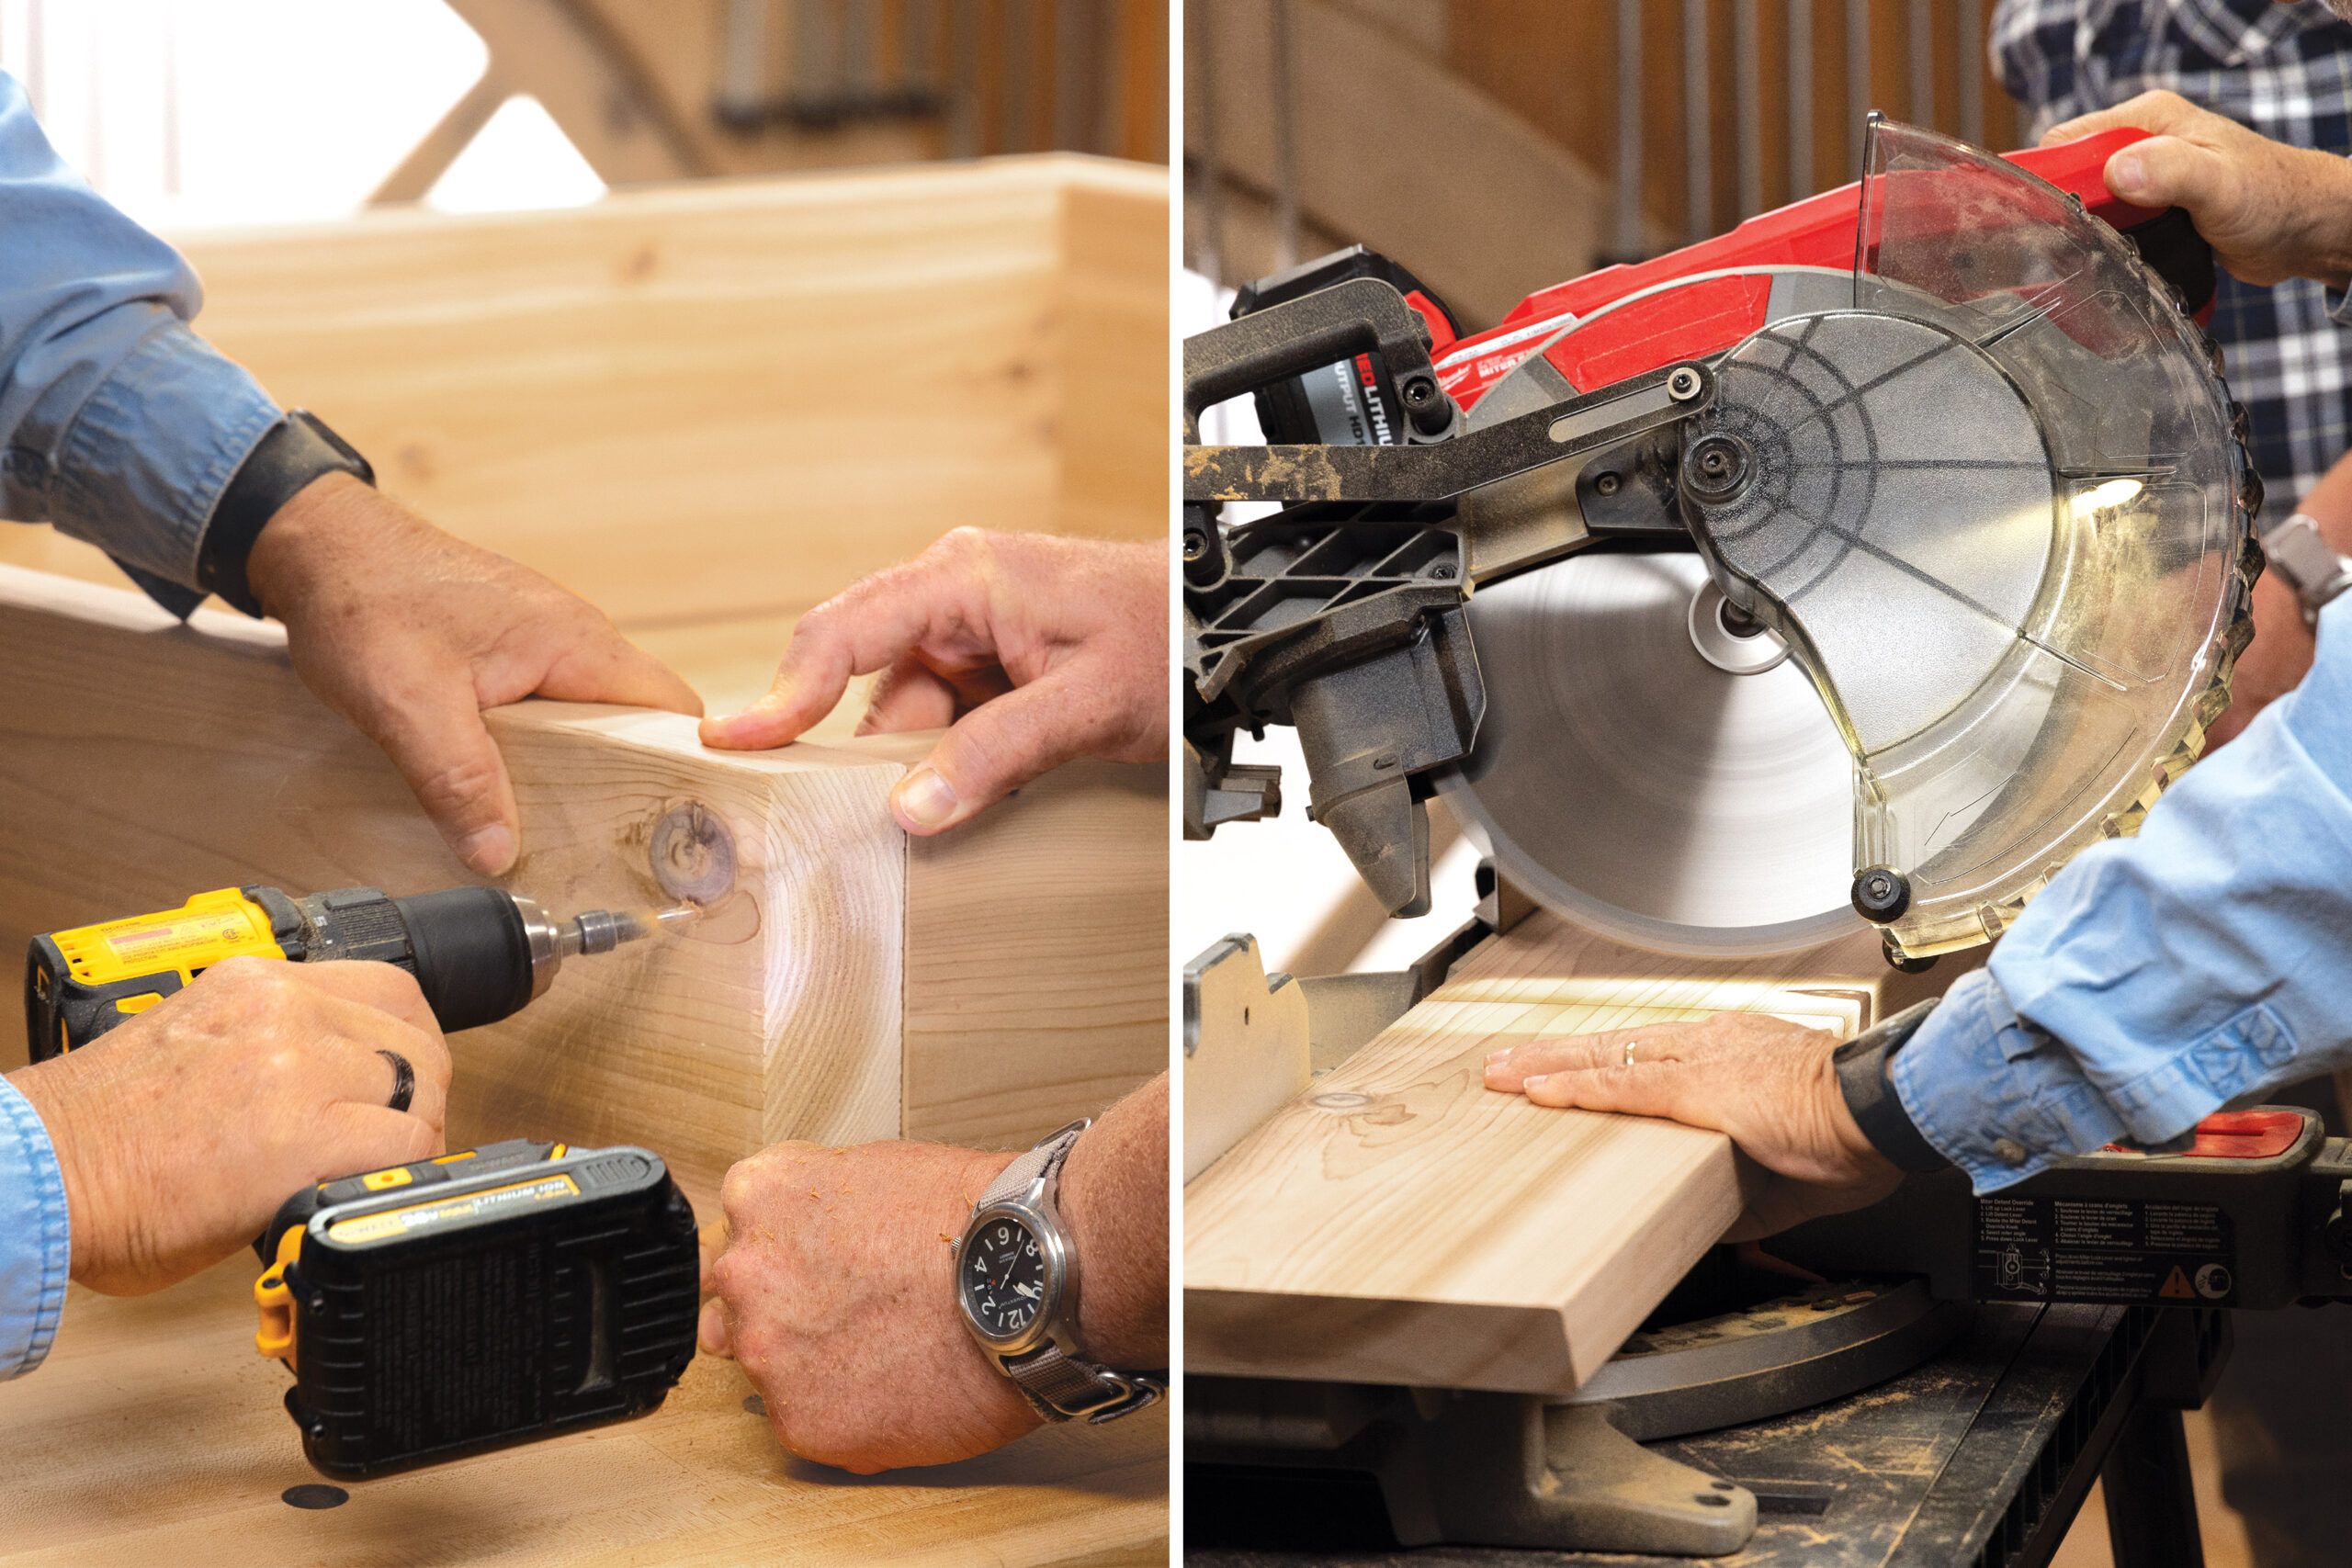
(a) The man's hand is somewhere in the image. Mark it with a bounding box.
[700,1140,1042,1472]
[6,957,451,1294]
[1486,1013,1901,1239]
[2041,90,2352,290]
[701,1075,1167,1473]
[247,474,703,876]
[699,529,1168,835]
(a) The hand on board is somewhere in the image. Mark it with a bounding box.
[1485,1013,1901,1240]
[2041,90,2352,290]
[698,1138,1043,1472]
[699,528,1169,835]
[5,957,451,1295]
[245,473,704,876]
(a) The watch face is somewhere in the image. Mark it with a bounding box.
[963,1214,1047,1340]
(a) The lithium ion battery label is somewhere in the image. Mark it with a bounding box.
[327,1174,581,1246]
[1971,1194,2236,1304]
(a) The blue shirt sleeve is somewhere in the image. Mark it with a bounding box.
[0,1075,72,1379]
[0,70,282,615]
[1892,592,2352,1191]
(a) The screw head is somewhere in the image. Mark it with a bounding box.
[1851,867,1912,923]
[1681,433,1753,505]
[1595,470,1623,497]
[1667,366,1703,401]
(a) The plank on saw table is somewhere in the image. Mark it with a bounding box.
[1182,907,1951,1395]
[0,1255,1169,1566]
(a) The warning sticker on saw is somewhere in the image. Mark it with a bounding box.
[1971,1195,2234,1304]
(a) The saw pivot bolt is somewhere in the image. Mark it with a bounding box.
[1851,868,1912,924]
[1682,434,1753,505]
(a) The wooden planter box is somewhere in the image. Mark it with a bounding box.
[0,158,1168,1565]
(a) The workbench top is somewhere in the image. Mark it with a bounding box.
[0,1256,1167,1565]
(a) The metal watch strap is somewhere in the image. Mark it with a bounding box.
[1832,999,1951,1173]
[981,1123,1164,1425]
[197,409,377,618]
[2259,513,2352,622]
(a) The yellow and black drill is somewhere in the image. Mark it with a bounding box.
[25,884,684,1058]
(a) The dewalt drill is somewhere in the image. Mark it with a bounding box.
[25,883,684,1058]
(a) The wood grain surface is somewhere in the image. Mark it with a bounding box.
[895,742,1170,1149]
[0,157,1168,637]
[1184,908,1952,1394]
[0,1257,1168,1567]
[0,568,905,1205]
[0,567,1165,1201]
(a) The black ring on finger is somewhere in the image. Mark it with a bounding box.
[378,1049,415,1113]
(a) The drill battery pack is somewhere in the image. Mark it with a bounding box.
[254,1138,700,1479]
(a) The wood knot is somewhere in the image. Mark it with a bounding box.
[650,801,736,905]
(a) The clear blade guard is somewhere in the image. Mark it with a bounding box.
[1680,117,2260,958]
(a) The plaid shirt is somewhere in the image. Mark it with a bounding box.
[1994,0,2352,502]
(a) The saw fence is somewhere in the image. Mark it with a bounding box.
[0,157,1168,1564]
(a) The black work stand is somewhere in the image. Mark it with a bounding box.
[1188,1301,2225,1568]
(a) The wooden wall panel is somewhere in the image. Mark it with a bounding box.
[1448,0,2024,243]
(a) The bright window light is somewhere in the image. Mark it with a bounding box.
[425,94,605,214]
[0,0,601,228]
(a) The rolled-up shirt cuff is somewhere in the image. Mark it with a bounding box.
[44,319,280,614]
[0,1076,72,1379]
[1888,967,2128,1193]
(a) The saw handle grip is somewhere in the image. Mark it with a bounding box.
[1183,276,1449,440]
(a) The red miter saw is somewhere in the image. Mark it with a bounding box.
[1183,116,2261,964]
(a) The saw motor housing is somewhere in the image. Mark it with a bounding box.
[1184,118,2260,963]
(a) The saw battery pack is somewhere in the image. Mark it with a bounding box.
[1227,245,1459,446]
[254,1138,699,1479]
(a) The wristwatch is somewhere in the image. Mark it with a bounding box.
[1832,1000,1952,1173]
[955,1120,1164,1424]
[196,409,377,618]
[2259,513,2352,625]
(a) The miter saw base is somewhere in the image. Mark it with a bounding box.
[1189,1303,2225,1566]
[1186,1255,1961,1557]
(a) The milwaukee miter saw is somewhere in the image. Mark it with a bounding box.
[1183,116,2262,966]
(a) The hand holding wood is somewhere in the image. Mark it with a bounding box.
[699,528,1169,834]
[246,473,705,875]
[1485,1012,1902,1241]
[5,957,451,1295]
[697,1138,1041,1473]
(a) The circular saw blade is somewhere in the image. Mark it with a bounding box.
[1440,550,1864,955]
